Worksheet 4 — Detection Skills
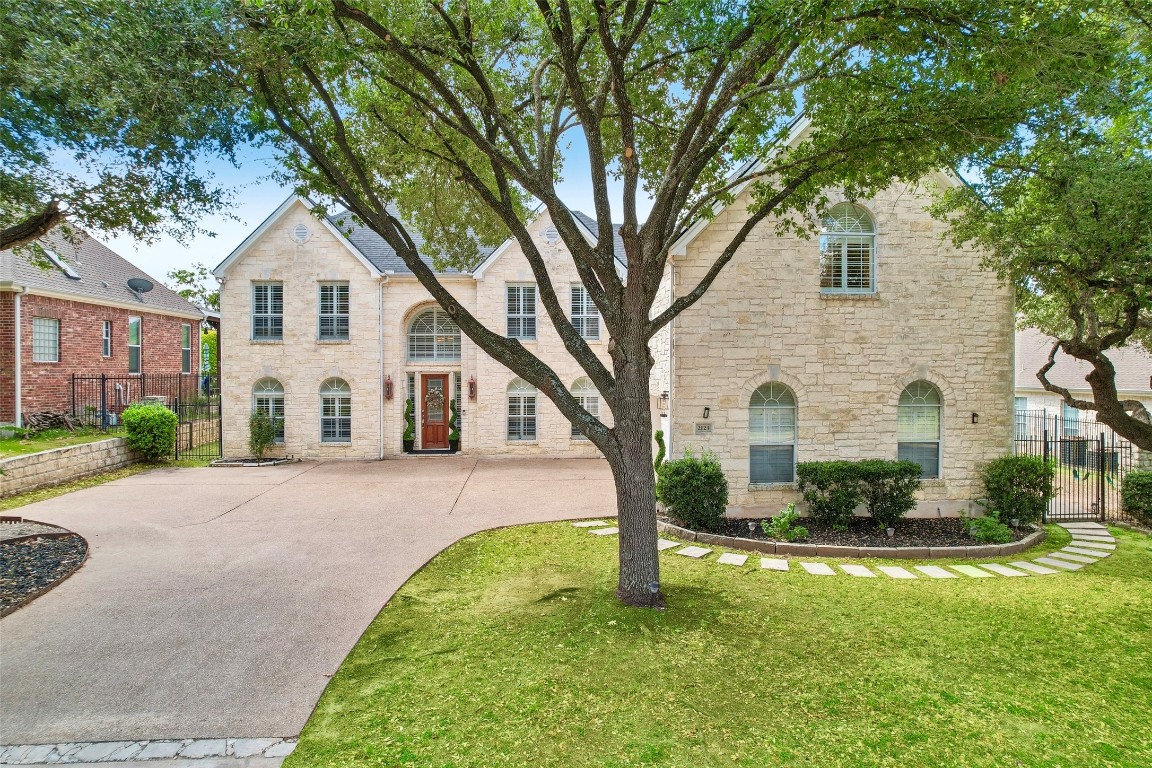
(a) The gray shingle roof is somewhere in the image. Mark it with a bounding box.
[2,231,203,318]
[570,210,627,266]
[326,209,496,275]
[1016,328,1151,395]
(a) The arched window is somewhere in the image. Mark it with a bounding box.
[750,383,797,483]
[820,202,875,293]
[898,381,942,478]
[507,379,537,442]
[408,308,460,362]
[252,378,285,443]
[319,378,351,443]
[570,377,600,440]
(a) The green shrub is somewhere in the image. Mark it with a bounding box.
[402,398,415,442]
[967,512,1013,544]
[857,459,922,529]
[656,449,728,532]
[449,400,460,442]
[121,402,177,462]
[653,430,666,473]
[248,410,279,460]
[1121,470,1152,525]
[796,460,862,530]
[761,503,809,541]
[980,455,1055,526]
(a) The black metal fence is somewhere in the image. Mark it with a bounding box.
[70,373,222,461]
[1013,410,1136,522]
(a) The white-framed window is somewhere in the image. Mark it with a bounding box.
[1014,396,1028,438]
[181,324,192,374]
[507,378,537,441]
[570,377,599,439]
[252,282,284,340]
[506,284,537,340]
[128,316,142,373]
[570,285,600,340]
[252,378,285,443]
[318,282,349,340]
[319,377,352,443]
[820,202,876,293]
[898,381,942,479]
[1062,401,1080,437]
[408,308,461,362]
[32,317,60,363]
[102,320,112,358]
[749,382,797,483]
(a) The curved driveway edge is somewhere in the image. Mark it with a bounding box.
[0,457,615,745]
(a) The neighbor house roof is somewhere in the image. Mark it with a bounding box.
[1,230,204,319]
[1015,327,1152,395]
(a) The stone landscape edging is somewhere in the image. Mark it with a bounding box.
[656,520,1047,559]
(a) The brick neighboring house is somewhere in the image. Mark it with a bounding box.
[0,231,205,426]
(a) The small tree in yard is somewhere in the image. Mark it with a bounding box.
[212,1,1110,605]
[249,410,279,461]
[122,402,178,463]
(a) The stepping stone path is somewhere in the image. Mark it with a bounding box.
[577,521,1119,582]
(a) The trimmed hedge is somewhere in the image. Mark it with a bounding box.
[656,450,728,532]
[980,455,1055,525]
[122,401,177,462]
[1122,470,1152,526]
[796,460,863,529]
[857,459,923,529]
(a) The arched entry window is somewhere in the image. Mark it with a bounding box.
[252,378,285,443]
[820,202,876,293]
[408,308,461,362]
[319,378,352,443]
[898,381,942,478]
[507,379,537,442]
[750,383,797,483]
[570,377,599,439]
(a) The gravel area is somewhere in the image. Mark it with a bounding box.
[1,534,88,614]
[0,520,69,542]
[705,517,1033,548]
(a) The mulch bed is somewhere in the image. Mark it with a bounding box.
[1,534,88,616]
[706,517,1033,548]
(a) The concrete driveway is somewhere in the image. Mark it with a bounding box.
[0,457,615,745]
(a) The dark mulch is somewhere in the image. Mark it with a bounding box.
[0,534,88,615]
[704,517,1032,548]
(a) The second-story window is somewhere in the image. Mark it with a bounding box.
[181,324,192,373]
[820,203,876,294]
[252,282,284,340]
[128,316,142,373]
[570,285,600,340]
[506,284,537,340]
[318,283,350,340]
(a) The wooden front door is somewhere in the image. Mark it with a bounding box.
[421,374,450,449]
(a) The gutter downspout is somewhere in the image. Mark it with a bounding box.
[378,274,389,460]
[13,289,24,427]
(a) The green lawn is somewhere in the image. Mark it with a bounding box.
[0,427,111,458]
[289,523,1152,768]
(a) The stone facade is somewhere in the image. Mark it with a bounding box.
[0,437,133,497]
[667,178,1015,517]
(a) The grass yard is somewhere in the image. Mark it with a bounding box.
[288,523,1152,768]
[0,427,111,458]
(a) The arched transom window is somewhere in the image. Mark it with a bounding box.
[507,378,538,442]
[898,381,942,478]
[319,377,352,443]
[820,202,876,293]
[408,308,461,362]
[749,382,797,483]
[252,378,285,443]
[570,377,600,440]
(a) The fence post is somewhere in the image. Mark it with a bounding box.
[100,373,108,431]
[217,382,223,460]
[70,374,76,418]
[1099,432,1107,521]
[1042,426,1049,523]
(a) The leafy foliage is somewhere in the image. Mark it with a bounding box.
[402,399,415,442]
[966,512,1014,544]
[762,503,809,542]
[121,402,176,462]
[1121,470,1152,526]
[653,431,666,473]
[796,461,863,530]
[201,329,218,376]
[656,450,728,533]
[856,460,923,530]
[248,410,279,461]
[166,263,220,311]
[449,400,460,442]
[980,455,1056,526]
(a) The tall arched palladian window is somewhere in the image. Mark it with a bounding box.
[252,378,285,443]
[897,381,942,478]
[319,378,352,443]
[569,377,600,440]
[820,203,876,293]
[408,308,461,362]
[749,383,797,483]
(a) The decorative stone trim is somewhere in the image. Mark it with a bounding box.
[0,737,296,764]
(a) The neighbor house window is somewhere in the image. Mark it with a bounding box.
[749,382,797,483]
[898,381,942,478]
[102,320,112,358]
[318,283,349,340]
[181,324,192,373]
[252,282,284,340]
[320,377,352,443]
[570,377,599,439]
[32,317,60,363]
[253,378,285,443]
[1062,401,1080,437]
[506,284,537,340]
[507,378,537,441]
[408,308,461,362]
[128,316,141,373]
[570,285,600,340]
[820,202,876,293]
[1014,396,1028,438]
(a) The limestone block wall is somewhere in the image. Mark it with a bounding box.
[669,180,1015,517]
[0,438,133,497]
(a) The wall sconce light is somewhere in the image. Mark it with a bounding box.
[658,391,669,414]
[468,376,477,400]
[702,406,710,419]
[384,376,393,400]
[971,412,979,424]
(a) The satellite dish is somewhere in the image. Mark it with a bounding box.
[127,277,153,302]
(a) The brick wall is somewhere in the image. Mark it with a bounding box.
[0,437,134,497]
[0,293,14,422]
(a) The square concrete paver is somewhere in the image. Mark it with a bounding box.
[674,546,712,558]
[717,552,748,566]
[1064,539,1114,550]
[950,564,996,578]
[760,558,789,571]
[978,563,1030,577]
[572,520,612,527]
[1046,551,1097,564]
[178,739,228,759]
[800,562,836,576]
[657,539,680,551]
[1062,546,1109,558]
[589,527,619,535]
[1010,561,1059,575]
[1071,534,1116,543]
[839,564,876,577]
[1035,556,1083,571]
[877,566,917,579]
[914,565,958,579]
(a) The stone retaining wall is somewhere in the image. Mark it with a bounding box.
[0,438,134,497]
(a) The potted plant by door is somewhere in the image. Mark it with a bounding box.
[448,399,461,453]
[402,398,415,453]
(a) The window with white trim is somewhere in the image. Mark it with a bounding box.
[252,282,284,340]
[1062,402,1081,437]
[1014,396,1028,438]
[506,284,537,340]
[128,316,142,373]
[102,320,112,358]
[32,317,60,363]
[181,324,192,373]
[898,381,942,478]
[749,382,797,483]
[253,378,285,443]
[570,286,600,340]
[570,377,599,439]
[408,308,460,362]
[318,283,350,340]
[820,203,876,293]
[319,378,352,443]
[507,378,537,441]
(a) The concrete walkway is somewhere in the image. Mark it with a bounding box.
[0,457,615,747]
